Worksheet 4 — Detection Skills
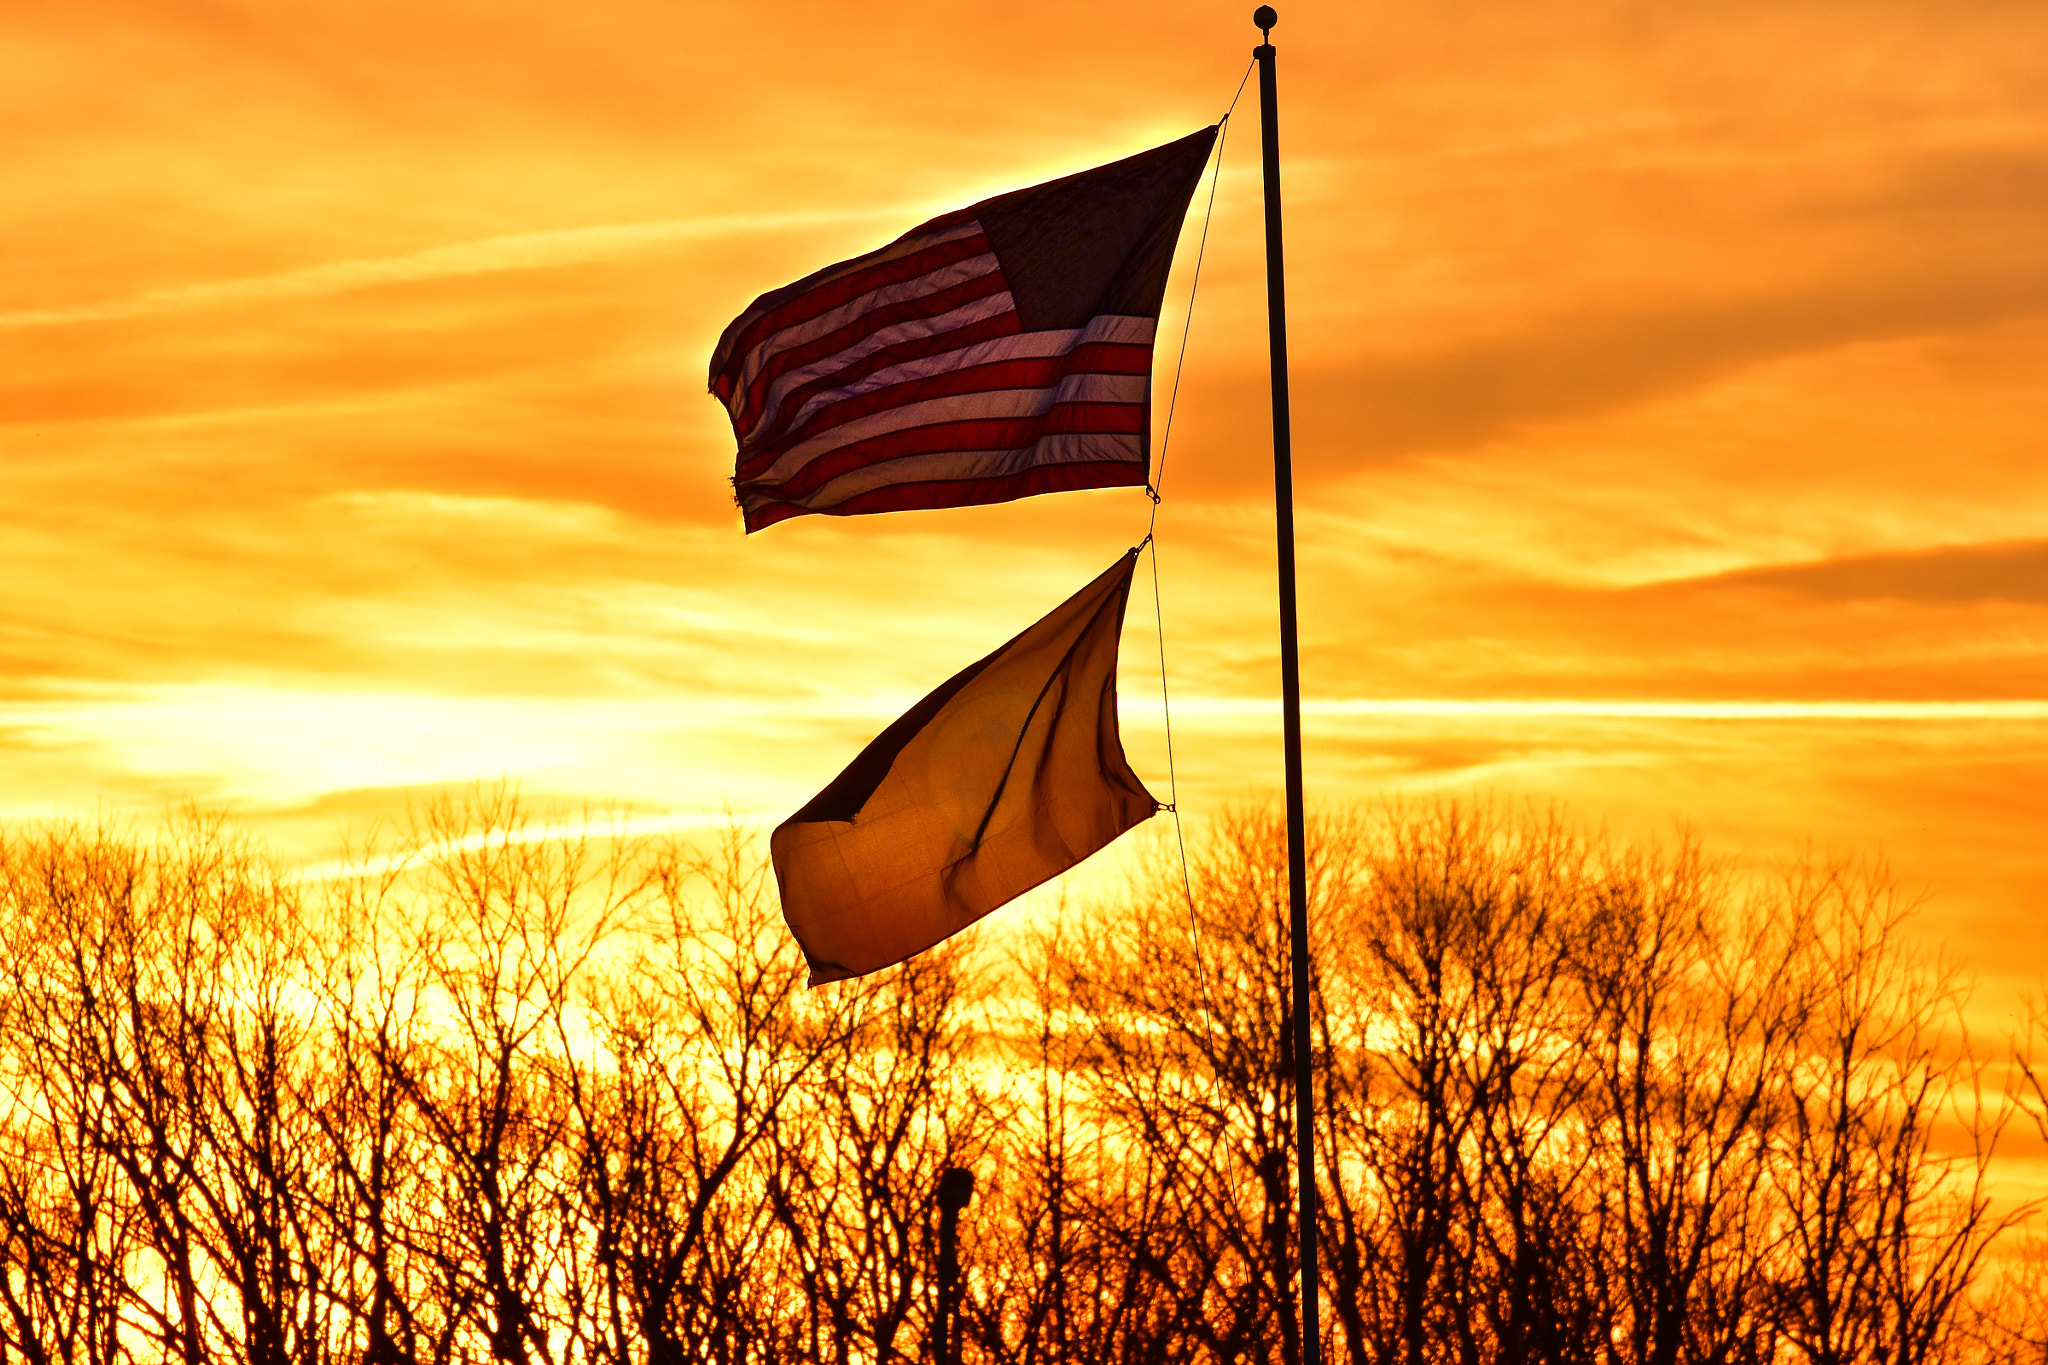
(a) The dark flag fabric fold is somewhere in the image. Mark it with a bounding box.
[709,127,1218,532]
[772,550,1158,984]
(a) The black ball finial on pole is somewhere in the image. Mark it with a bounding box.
[1254,5,1277,39]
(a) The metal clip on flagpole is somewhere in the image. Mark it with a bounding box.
[1254,8,1321,1365]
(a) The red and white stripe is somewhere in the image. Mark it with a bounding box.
[710,213,1153,532]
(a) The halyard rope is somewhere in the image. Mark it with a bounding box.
[1143,66,1248,1073]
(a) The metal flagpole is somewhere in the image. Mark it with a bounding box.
[1252,8,1320,1365]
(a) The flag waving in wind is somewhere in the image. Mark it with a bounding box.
[709,128,1217,532]
[773,551,1157,984]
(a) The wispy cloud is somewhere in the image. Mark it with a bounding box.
[0,206,918,330]
[286,809,771,884]
[1659,539,2048,604]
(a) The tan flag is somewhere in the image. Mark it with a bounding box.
[773,550,1159,984]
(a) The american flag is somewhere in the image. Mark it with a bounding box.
[709,127,1217,532]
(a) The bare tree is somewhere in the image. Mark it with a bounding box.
[1569,841,1809,1365]
[1964,1233,2048,1365]
[1771,860,2025,1365]
[299,832,455,1365]
[379,790,655,1365]
[0,822,153,1365]
[2,795,2034,1365]
[1045,811,1377,1365]
[556,823,846,1364]
[763,939,993,1365]
[1318,804,1605,1365]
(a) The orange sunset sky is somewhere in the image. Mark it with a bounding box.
[4,2,2047,1005]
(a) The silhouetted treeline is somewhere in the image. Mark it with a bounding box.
[2,793,2045,1365]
